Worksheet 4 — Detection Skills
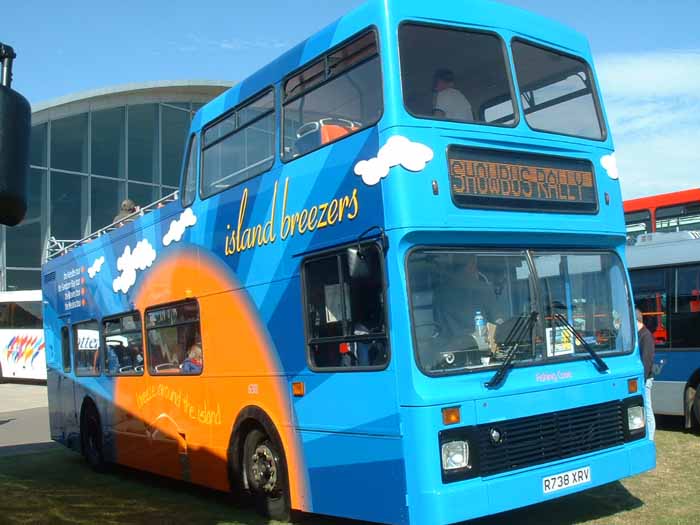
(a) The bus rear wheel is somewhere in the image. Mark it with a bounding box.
[243,428,291,522]
[692,386,700,432]
[81,403,105,471]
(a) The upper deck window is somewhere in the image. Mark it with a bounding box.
[511,40,605,141]
[201,89,275,198]
[625,210,652,242]
[655,203,700,233]
[399,23,517,126]
[282,30,382,160]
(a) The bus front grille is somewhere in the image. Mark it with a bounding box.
[476,400,625,477]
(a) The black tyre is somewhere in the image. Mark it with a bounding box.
[81,403,105,471]
[692,386,700,432]
[243,428,291,522]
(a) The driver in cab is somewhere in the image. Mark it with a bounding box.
[434,255,499,355]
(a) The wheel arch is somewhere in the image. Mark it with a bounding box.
[227,405,290,495]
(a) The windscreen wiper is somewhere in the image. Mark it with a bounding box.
[551,312,609,373]
[485,311,539,389]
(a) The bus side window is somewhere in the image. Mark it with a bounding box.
[282,31,382,159]
[61,326,71,372]
[73,320,101,376]
[103,312,144,376]
[629,268,670,347]
[303,243,388,370]
[145,300,202,375]
[670,265,700,349]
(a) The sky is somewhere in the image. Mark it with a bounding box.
[3,0,699,199]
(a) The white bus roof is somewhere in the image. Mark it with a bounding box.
[627,231,700,269]
[0,290,43,303]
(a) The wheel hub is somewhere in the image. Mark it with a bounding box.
[250,444,278,493]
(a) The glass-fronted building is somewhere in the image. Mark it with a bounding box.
[0,81,231,291]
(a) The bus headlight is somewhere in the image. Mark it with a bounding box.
[627,405,645,431]
[441,440,470,471]
[622,395,646,441]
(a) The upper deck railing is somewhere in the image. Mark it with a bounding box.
[46,190,179,261]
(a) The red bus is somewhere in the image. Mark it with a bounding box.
[624,188,700,241]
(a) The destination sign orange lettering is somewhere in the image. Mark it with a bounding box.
[448,151,597,213]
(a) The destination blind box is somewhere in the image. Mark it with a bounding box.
[447,146,598,214]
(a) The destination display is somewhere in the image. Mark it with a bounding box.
[448,147,598,213]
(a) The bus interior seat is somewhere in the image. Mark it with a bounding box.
[294,119,357,156]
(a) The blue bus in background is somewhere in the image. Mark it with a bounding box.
[628,231,700,430]
[42,1,655,523]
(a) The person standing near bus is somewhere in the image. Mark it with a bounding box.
[637,307,656,440]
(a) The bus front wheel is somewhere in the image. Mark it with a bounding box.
[242,428,291,521]
[80,402,105,471]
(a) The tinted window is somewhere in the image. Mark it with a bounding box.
[30,123,47,167]
[146,301,202,375]
[91,177,126,232]
[6,168,46,267]
[182,135,197,206]
[104,312,144,376]
[74,320,101,376]
[50,171,88,241]
[670,265,700,349]
[91,107,125,179]
[655,203,700,233]
[630,268,670,347]
[283,32,382,159]
[51,113,88,172]
[0,301,42,329]
[625,210,652,242]
[399,24,515,125]
[303,244,388,369]
[201,90,275,197]
[128,104,159,183]
[162,105,191,187]
[512,40,604,140]
[61,326,71,372]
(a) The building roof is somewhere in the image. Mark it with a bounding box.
[31,80,234,122]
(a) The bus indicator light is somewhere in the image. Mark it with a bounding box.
[292,382,305,397]
[628,378,638,394]
[442,407,461,425]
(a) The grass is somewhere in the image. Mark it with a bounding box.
[0,417,698,525]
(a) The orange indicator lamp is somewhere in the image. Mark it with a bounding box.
[442,406,461,426]
[292,382,305,397]
[628,378,638,394]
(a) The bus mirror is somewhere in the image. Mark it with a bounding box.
[347,246,371,280]
[0,43,31,226]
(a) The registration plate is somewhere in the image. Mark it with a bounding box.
[542,466,591,494]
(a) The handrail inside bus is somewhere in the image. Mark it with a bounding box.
[46,190,180,261]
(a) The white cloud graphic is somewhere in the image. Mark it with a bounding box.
[87,256,105,279]
[112,239,157,294]
[354,135,434,186]
[163,208,197,247]
[600,154,619,180]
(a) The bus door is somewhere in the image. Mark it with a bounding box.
[295,244,403,520]
[48,321,78,443]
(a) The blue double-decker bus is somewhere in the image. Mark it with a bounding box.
[42,1,655,523]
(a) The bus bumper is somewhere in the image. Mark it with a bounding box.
[409,438,656,525]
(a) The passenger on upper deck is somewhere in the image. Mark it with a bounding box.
[432,68,473,122]
[113,199,139,224]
